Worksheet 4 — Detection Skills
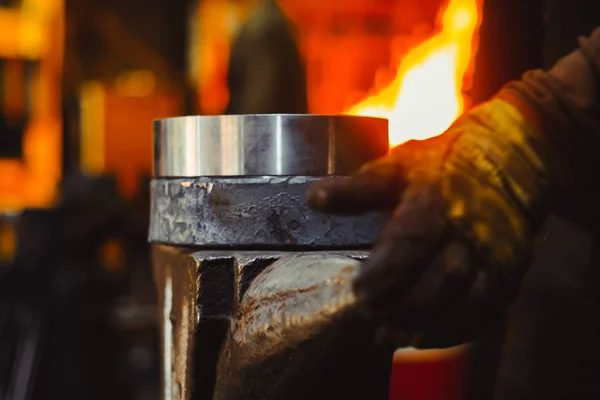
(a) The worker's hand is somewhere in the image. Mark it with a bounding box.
[309,95,563,347]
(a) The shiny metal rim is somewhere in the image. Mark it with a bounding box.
[153,114,388,177]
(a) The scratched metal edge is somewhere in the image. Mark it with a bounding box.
[212,252,392,400]
[149,177,390,247]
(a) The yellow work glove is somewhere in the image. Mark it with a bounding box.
[309,27,600,346]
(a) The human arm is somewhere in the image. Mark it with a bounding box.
[308,28,600,346]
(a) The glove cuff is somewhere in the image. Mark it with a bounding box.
[445,95,562,234]
[501,29,600,205]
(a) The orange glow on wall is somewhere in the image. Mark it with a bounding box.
[79,75,183,198]
[0,0,64,212]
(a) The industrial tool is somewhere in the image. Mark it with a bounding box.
[150,114,394,400]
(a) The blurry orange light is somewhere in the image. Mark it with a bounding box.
[346,0,482,147]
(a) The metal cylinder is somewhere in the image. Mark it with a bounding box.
[153,114,388,177]
[150,114,390,248]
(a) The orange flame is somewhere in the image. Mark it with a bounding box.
[346,0,482,147]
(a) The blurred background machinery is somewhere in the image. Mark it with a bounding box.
[0,0,184,399]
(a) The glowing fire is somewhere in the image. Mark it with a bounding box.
[346,0,482,147]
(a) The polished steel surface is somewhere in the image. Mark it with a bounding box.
[153,114,388,177]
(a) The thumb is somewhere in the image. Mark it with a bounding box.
[308,158,405,215]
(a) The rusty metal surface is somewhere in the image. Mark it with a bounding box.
[152,246,392,400]
[149,177,389,247]
[153,245,199,400]
[215,253,392,400]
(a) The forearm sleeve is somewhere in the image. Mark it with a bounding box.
[500,28,600,197]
